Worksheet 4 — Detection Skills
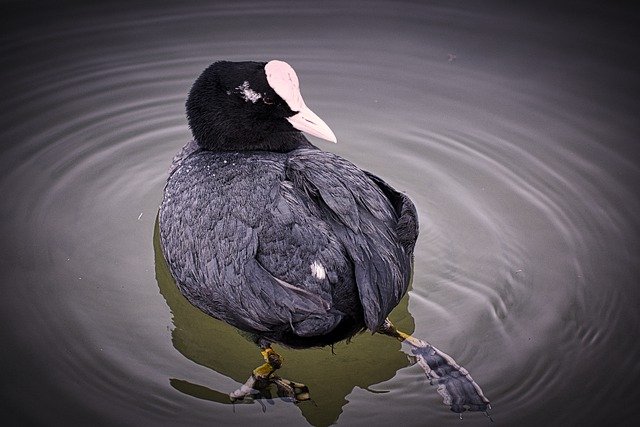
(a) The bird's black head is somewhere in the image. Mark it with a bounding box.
[186,60,336,152]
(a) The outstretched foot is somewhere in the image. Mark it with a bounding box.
[229,346,310,403]
[378,319,491,414]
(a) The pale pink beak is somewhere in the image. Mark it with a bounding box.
[286,104,337,143]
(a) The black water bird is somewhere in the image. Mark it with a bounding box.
[159,60,489,412]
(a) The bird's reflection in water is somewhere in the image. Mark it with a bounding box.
[154,222,489,426]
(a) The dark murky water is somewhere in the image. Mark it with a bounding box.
[1,1,639,426]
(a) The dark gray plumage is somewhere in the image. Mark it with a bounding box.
[159,60,418,348]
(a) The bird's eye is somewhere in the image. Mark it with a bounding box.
[263,96,274,105]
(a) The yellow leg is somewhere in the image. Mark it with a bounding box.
[377,318,427,347]
[252,347,283,379]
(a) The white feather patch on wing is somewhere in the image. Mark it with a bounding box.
[310,261,326,280]
[265,60,304,112]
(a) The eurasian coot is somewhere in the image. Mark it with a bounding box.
[159,60,489,412]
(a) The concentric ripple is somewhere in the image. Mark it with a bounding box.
[1,1,638,426]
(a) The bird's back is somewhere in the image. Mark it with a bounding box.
[159,145,418,346]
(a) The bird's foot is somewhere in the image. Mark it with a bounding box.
[229,375,310,403]
[229,346,310,403]
[409,341,490,413]
[378,319,491,414]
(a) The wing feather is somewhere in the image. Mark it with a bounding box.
[286,149,416,330]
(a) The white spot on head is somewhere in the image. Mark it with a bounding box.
[265,60,305,112]
[310,261,326,280]
[236,81,262,103]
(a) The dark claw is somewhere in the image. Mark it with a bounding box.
[267,352,283,369]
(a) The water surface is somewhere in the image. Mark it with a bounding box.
[1,1,639,426]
